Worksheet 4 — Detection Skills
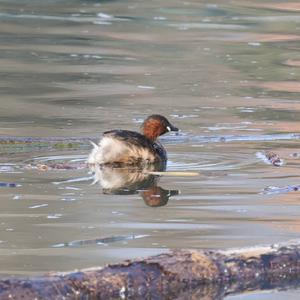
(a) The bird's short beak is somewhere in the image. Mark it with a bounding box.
[167,124,179,132]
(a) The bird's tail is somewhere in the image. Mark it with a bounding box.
[90,140,99,150]
[87,140,100,165]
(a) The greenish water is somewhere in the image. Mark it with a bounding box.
[1,0,300,298]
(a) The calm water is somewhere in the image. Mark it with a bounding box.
[1,0,300,298]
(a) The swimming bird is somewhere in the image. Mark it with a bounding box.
[87,114,178,166]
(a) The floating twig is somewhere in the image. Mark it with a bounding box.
[263,184,300,195]
[25,163,87,171]
[256,151,283,166]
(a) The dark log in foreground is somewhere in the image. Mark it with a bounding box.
[2,241,300,299]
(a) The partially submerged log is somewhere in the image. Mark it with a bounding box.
[264,150,284,166]
[2,240,300,299]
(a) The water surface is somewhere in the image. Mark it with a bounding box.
[1,0,300,298]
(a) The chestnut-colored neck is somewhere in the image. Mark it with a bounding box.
[142,119,165,141]
[143,127,160,141]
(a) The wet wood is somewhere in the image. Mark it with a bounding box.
[264,151,283,166]
[1,240,300,299]
[256,151,283,166]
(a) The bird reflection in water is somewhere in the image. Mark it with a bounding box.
[90,163,179,207]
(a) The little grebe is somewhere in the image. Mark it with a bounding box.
[87,114,178,166]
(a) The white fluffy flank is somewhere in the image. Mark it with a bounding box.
[87,136,156,165]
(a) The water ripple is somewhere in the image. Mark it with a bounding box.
[0,12,129,24]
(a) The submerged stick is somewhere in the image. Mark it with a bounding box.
[1,240,300,299]
[145,171,200,176]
